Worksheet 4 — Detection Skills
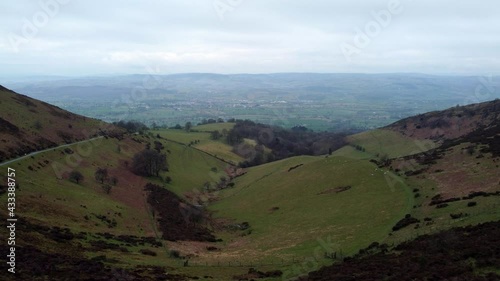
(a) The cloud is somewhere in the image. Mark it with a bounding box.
[0,0,499,76]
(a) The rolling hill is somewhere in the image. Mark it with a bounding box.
[0,86,499,280]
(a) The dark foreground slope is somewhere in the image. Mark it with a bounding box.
[299,221,500,281]
[0,85,116,162]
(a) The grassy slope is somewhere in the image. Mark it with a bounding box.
[158,138,229,196]
[0,86,110,161]
[0,133,233,271]
[153,125,244,164]
[208,154,412,266]
[346,129,436,158]
[385,142,500,244]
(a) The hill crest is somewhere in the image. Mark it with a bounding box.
[386,99,500,141]
[0,85,118,162]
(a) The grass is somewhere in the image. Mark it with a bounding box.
[7,136,153,236]
[193,122,235,132]
[346,129,436,158]
[153,128,244,164]
[155,139,229,196]
[208,154,413,267]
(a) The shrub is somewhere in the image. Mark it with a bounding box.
[169,250,181,259]
[392,215,420,231]
[436,203,449,209]
[467,201,477,207]
[139,249,157,256]
[69,170,84,184]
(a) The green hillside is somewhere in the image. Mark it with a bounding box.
[208,155,412,265]
[346,129,436,158]
[0,86,113,162]
[153,126,244,164]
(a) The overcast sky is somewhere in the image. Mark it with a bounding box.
[0,0,499,77]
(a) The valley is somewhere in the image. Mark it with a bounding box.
[0,86,499,280]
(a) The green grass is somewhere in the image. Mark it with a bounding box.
[346,129,436,158]
[6,137,153,236]
[193,122,235,132]
[154,129,211,144]
[208,154,412,265]
[156,139,229,196]
[153,128,244,164]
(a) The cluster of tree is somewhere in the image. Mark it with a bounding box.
[198,118,225,125]
[170,118,234,132]
[353,144,366,152]
[131,149,168,177]
[144,183,216,242]
[210,129,228,140]
[226,120,348,167]
[67,168,119,194]
[94,167,118,194]
[146,140,164,153]
[112,120,148,134]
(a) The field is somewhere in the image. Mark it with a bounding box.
[153,123,244,164]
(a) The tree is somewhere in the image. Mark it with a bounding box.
[110,177,118,186]
[165,176,172,184]
[101,184,112,194]
[184,122,192,132]
[154,141,164,152]
[131,149,168,177]
[210,130,222,140]
[94,167,108,184]
[69,170,84,184]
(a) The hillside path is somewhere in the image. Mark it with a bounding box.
[0,136,103,167]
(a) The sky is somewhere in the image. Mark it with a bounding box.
[0,0,499,77]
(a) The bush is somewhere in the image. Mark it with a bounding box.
[68,170,84,184]
[139,249,157,256]
[450,213,468,219]
[467,201,477,207]
[165,176,172,184]
[169,250,181,259]
[392,215,420,231]
[101,184,112,194]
